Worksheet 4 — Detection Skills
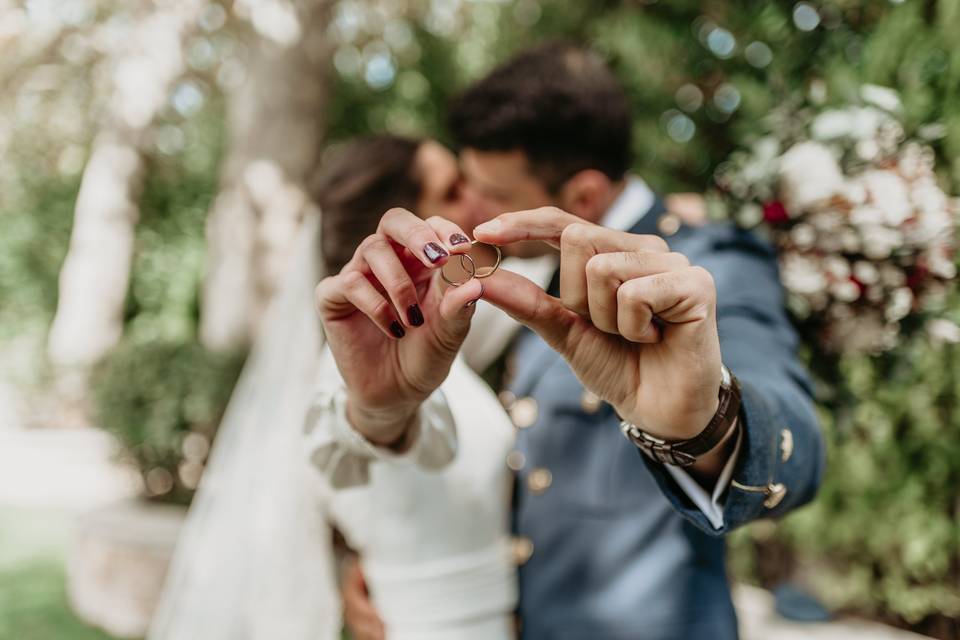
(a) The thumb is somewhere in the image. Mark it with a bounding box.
[479,268,580,356]
[435,276,484,347]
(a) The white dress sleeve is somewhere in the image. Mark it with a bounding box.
[304,352,458,489]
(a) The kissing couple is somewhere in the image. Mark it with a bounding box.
[154,42,824,640]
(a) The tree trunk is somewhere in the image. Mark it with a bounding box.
[47,1,205,369]
[200,0,332,352]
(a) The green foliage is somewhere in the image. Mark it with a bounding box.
[0,139,80,344]
[730,324,960,630]
[85,100,238,505]
[0,508,118,640]
[126,100,226,346]
[90,338,243,505]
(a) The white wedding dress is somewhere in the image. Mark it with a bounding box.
[306,353,518,639]
[149,214,556,640]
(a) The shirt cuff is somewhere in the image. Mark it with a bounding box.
[663,426,743,530]
[304,385,458,489]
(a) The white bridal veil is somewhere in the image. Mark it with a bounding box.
[149,214,339,640]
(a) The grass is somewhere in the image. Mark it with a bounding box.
[0,508,118,640]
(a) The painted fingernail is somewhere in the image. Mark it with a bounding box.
[449,233,470,246]
[390,321,405,338]
[423,242,448,263]
[407,304,424,327]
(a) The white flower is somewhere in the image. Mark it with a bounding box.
[781,254,827,296]
[790,223,817,250]
[880,264,907,288]
[927,251,958,279]
[737,203,763,227]
[752,136,781,161]
[861,84,902,113]
[823,256,851,280]
[856,138,880,161]
[860,225,903,260]
[840,229,861,253]
[853,260,879,284]
[885,287,914,321]
[812,109,854,140]
[910,177,948,216]
[898,143,926,179]
[860,170,913,226]
[849,107,887,140]
[778,142,844,213]
[840,180,868,205]
[831,279,861,302]
[850,205,884,226]
[927,318,960,345]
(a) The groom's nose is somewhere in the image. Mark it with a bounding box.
[461,187,500,235]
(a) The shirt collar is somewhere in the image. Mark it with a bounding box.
[599,175,654,232]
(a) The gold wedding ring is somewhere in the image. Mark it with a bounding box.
[441,252,477,287]
[440,241,502,286]
[471,240,502,278]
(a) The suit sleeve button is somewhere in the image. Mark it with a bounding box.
[780,428,794,462]
[580,390,602,414]
[764,483,787,508]
[528,468,553,494]
[510,397,538,428]
[511,536,534,565]
[506,450,526,471]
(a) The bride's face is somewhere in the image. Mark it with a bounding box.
[413,140,477,232]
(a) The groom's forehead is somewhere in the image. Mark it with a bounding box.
[460,148,538,191]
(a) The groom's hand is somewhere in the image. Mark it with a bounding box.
[475,207,730,478]
[315,208,482,447]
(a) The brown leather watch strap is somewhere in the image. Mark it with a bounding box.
[620,365,742,467]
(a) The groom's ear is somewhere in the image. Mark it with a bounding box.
[558,169,614,224]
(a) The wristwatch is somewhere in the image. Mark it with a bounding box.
[620,365,742,467]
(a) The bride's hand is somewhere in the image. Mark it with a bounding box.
[315,208,482,447]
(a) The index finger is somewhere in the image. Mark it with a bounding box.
[472,206,584,249]
[377,207,452,269]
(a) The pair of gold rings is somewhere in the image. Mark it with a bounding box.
[440,240,502,287]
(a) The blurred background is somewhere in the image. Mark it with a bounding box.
[1,0,958,638]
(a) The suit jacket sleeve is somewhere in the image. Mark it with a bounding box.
[640,224,826,535]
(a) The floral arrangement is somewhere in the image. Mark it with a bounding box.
[709,85,959,354]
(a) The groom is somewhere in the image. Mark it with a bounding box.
[326,43,824,639]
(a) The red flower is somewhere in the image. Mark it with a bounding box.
[763,201,790,224]
[906,263,929,290]
[850,276,866,295]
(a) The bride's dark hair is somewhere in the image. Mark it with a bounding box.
[314,135,422,274]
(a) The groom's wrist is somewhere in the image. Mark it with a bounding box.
[345,398,420,451]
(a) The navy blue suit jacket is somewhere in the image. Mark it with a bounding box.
[508,198,825,639]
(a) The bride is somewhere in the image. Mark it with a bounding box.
[149,135,555,640]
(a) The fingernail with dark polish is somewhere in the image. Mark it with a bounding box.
[407,304,424,327]
[449,233,470,246]
[390,321,405,338]
[424,242,449,263]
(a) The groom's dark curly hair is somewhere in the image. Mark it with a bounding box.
[448,41,632,193]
